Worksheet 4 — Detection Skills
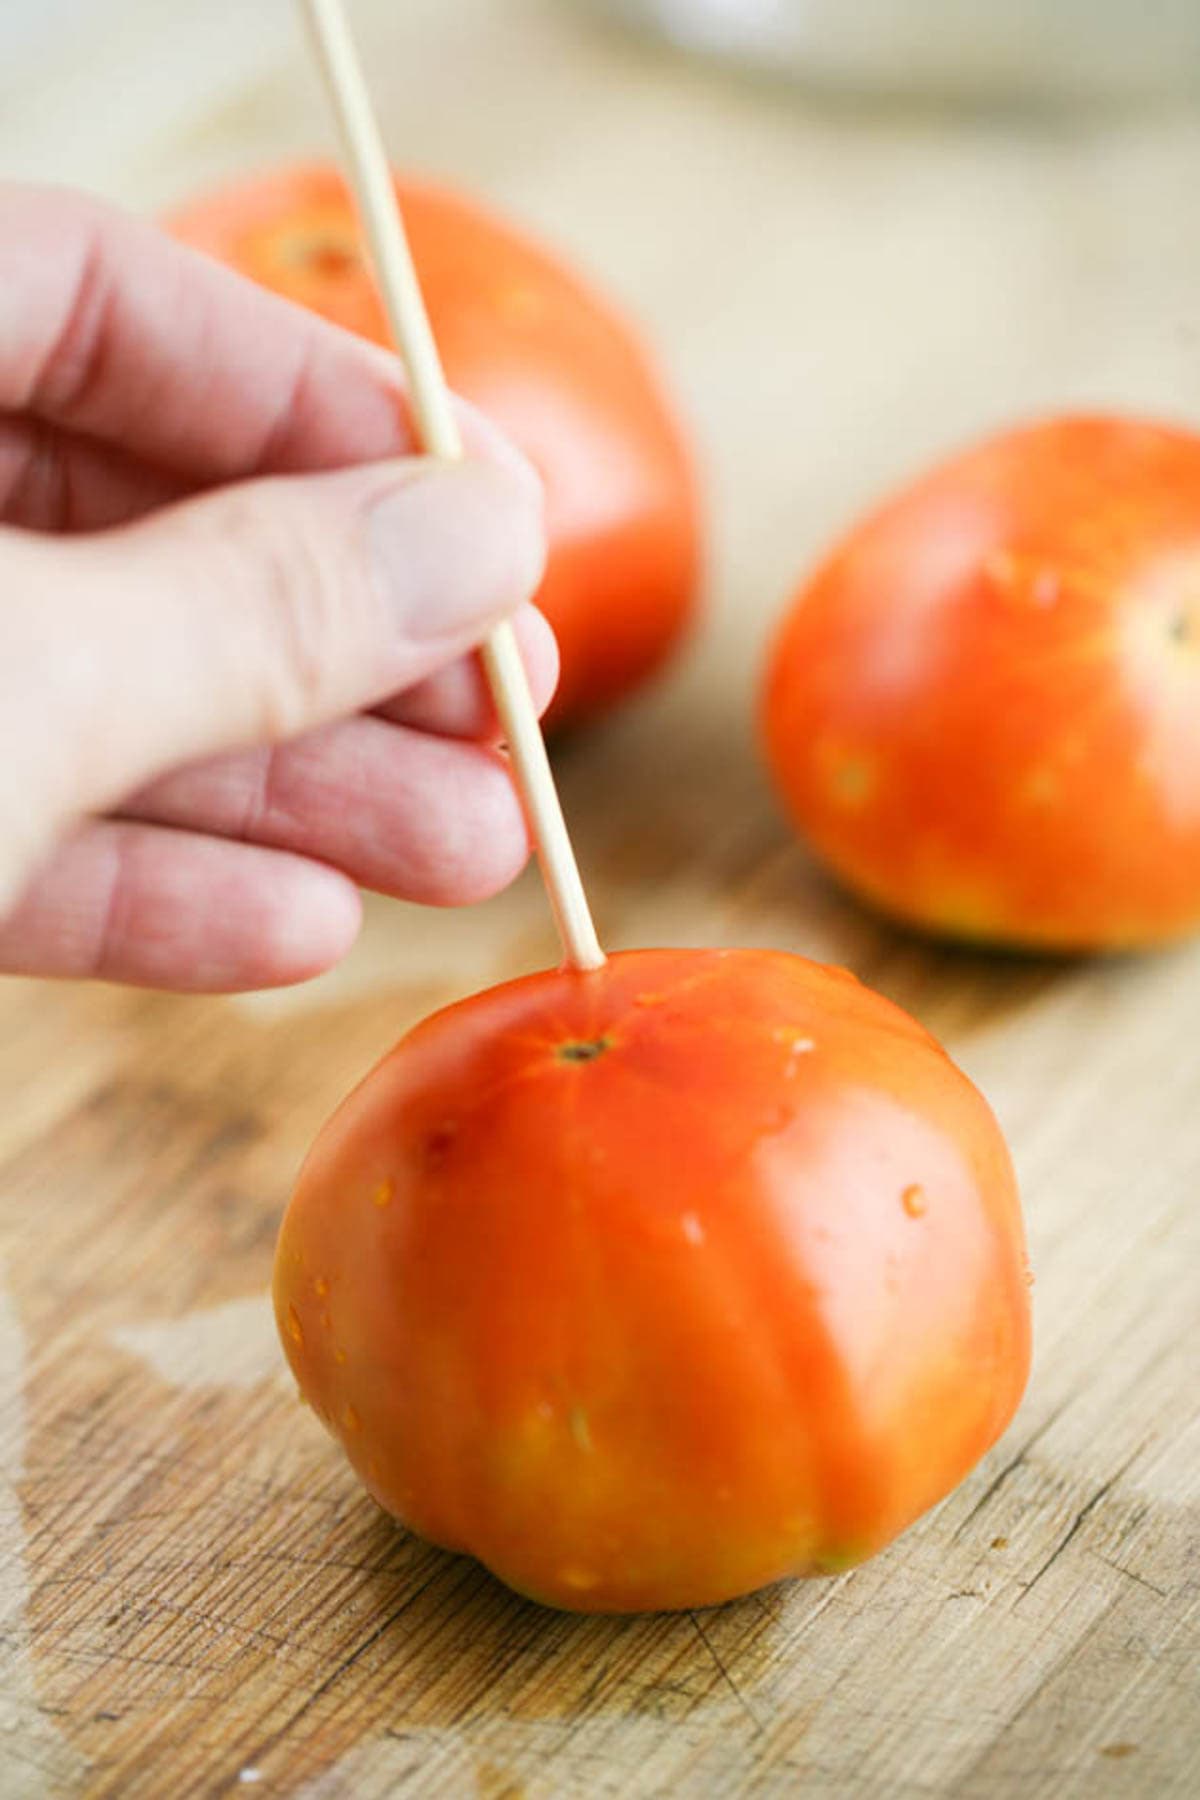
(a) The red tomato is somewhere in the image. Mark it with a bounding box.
[167,163,700,727]
[274,948,1030,1612]
[763,415,1200,949]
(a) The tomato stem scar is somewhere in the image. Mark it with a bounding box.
[556,1037,611,1064]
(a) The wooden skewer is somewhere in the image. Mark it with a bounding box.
[300,0,606,973]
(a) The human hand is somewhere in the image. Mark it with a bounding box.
[0,185,553,991]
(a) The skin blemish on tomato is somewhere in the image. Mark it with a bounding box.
[771,1026,817,1067]
[495,284,546,325]
[372,1178,394,1209]
[1018,766,1060,809]
[342,1404,361,1432]
[424,1124,457,1164]
[984,549,1018,591]
[901,1184,928,1219]
[314,1277,329,1298]
[569,1405,593,1453]
[829,755,874,808]
[286,1305,304,1348]
[556,1037,611,1064]
[1169,604,1199,652]
[985,551,1061,608]
[925,880,1001,940]
[559,1565,600,1591]
[285,232,360,280]
[334,1347,347,1366]
[813,734,877,810]
[763,1101,795,1135]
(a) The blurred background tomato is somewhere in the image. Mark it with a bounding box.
[169,164,701,728]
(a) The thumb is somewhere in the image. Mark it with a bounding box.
[5,454,544,861]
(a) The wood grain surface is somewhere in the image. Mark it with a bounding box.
[1,2,1198,1794]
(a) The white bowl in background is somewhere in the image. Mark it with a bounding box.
[583,0,1200,103]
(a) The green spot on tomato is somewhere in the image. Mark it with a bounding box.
[569,1405,594,1452]
[812,1543,867,1576]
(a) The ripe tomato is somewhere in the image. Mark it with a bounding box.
[274,947,1030,1612]
[763,415,1200,950]
[167,163,700,727]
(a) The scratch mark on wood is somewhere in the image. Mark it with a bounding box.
[1017,1444,1148,1603]
[0,1268,89,1795]
[688,1612,765,1735]
[1091,1554,1170,1600]
[950,1399,1071,1544]
[226,1560,461,1790]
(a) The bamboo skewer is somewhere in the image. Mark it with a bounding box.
[300,0,606,973]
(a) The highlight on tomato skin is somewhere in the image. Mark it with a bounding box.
[274,947,1032,1614]
[762,414,1200,952]
[166,162,701,730]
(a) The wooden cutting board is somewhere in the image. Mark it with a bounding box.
[1,2,1198,1794]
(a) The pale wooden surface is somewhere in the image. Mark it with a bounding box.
[2,2,1199,1794]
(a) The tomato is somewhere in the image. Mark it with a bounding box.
[763,415,1200,950]
[167,163,700,727]
[274,947,1030,1612]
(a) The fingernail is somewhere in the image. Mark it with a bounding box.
[367,458,546,641]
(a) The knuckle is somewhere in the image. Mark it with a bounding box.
[30,211,114,421]
[211,484,366,741]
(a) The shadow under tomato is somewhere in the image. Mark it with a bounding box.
[212,1494,801,1793]
[840,905,1082,1047]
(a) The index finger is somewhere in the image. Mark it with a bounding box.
[0,182,427,481]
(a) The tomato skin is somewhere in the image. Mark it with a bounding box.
[274,948,1030,1613]
[763,415,1200,950]
[167,164,700,727]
